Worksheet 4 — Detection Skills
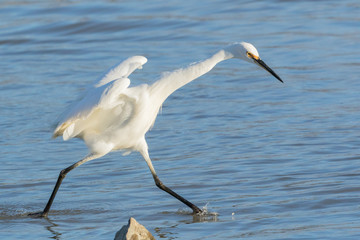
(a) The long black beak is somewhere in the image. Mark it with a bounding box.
[254,59,283,83]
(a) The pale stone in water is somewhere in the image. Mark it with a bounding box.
[114,217,156,240]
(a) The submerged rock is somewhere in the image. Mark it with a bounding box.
[114,217,156,240]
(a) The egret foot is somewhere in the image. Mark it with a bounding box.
[192,205,203,215]
[28,211,48,218]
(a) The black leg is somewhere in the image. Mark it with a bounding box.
[153,175,203,214]
[141,149,203,214]
[29,154,99,218]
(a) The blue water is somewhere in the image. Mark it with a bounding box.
[1,0,360,239]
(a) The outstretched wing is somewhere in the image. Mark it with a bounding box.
[53,56,147,140]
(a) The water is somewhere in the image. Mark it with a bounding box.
[1,0,360,239]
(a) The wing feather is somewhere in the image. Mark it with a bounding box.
[53,56,147,140]
[53,78,130,140]
[95,56,147,87]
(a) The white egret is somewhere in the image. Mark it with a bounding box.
[30,42,283,217]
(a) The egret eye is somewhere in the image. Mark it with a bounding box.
[246,52,259,60]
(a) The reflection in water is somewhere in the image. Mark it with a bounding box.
[154,226,177,240]
[44,218,61,240]
[0,210,62,240]
[153,213,218,240]
[191,212,219,224]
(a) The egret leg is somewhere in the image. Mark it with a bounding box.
[29,154,100,218]
[141,150,202,214]
[153,175,203,214]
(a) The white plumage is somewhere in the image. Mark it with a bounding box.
[31,42,283,218]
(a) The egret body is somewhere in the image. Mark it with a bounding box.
[30,42,283,217]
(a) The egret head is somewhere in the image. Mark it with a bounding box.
[226,42,283,83]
